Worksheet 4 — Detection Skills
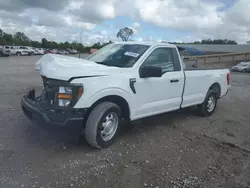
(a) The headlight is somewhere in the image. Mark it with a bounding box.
[59,86,72,94]
[57,86,83,107]
[59,99,71,107]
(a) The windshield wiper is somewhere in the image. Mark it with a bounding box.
[95,62,109,66]
[95,62,123,68]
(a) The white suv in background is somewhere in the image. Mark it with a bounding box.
[2,45,16,55]
[9,46,17,55]
[35,48,45,55]
[15,46,31,56]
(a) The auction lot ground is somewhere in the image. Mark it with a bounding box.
[0,55,250,188]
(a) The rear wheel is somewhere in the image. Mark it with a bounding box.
[85,102,121,148]
[16,52,21,56]
[197,90,217,117]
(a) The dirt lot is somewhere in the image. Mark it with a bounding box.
[0,55,250,188]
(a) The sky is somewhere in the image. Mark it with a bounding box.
[0,0,249,45]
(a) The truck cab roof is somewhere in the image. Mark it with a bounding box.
[113,41,176,48]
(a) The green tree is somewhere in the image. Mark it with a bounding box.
[117,27,134,41]
[13,32,30,45]
[0,29,4,37]
[41,38,48,48]
[199,38,237,45]
[2,34,13,44]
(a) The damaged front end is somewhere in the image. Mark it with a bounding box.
[21,76,87,133]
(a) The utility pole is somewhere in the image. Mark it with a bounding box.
[79,29,82,59]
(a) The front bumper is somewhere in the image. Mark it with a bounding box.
[21,90,87,134]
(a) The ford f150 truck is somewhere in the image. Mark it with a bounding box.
[21,42,230,148]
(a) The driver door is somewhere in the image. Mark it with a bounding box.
[134,47,184,119]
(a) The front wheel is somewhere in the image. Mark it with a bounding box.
[197,90,217,117]
[85,102,121,148]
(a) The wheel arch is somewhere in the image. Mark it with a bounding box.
[82,93,131,127]
[91,95,130,119]
[209,82,221,98]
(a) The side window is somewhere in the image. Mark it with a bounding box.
[142,48,176,73]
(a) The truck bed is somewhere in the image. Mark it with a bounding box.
[181,68,230,108]
[185,68,228,71]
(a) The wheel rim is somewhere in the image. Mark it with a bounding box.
[207,96,216,112]
[101,112,118,141]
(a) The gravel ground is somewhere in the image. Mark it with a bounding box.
[0,55,250,188]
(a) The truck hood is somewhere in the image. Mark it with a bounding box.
[36,54,124,81]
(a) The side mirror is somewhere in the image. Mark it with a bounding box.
[139,66,162,78]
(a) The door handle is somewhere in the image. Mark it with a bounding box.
[170,79,179,83]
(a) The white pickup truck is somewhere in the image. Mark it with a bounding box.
[21,42,230,148]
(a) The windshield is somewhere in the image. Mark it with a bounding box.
[87,43,150,67]
[237,62,250,67]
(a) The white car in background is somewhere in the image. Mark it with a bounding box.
[32,48,45,55]
[26,46,36,55]
[231,62,250,72]
[68,49,78,54]
[37,48,45,55]
[15,46,31,56]
[2,45,17,55]
[58,50,69,55]
[9,46,17,55]
[0,45,11,56]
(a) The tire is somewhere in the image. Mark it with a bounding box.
[243,69,246,73]
[85,102,121,148]
[197,90,217,117]
[16,52,21,56]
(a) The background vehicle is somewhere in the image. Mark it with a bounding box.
[0,45,11,56]
[68,49,78,54]
[246,66,250,73]
[231,62,250,72]
[26,46,36,55]
[1,45,17,55]
[51,49,59,54]
[22,42,231,149]
[32,48,45,55]
[9,46,17,55]
[15,46,30,56]
[32,48,41,55]
[45,49,56,54]
[58,50,69,55]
